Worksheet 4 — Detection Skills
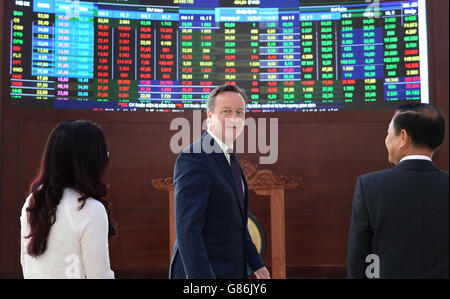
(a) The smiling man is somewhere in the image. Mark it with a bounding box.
[347,103,449,279]
[169,84,270,279]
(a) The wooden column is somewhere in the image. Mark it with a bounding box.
[152,160,301,279]
[270,189,286,278]
[169,190,175,256]
[253,188,287,279]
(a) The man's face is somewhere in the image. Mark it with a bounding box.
[207,91,246,146]
[385,114,403,165]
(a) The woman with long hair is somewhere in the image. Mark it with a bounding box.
[20,120,116,278]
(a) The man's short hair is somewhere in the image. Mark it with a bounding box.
[394,103,447,151]
[206,84,248,113]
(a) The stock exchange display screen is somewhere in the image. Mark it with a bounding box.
[8,0,429,112]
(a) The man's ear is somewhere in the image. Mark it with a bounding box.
[400,129,411,147]
[206,110,212,128]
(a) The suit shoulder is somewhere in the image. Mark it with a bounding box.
[435,169,449,184]
[355,169,396,192]
[358,168,394,182]
[438,169,449,177]
[178,135,210,155]
[175,140,212,171]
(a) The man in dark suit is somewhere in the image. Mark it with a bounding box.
[169,84,270,279]
[347,103,449,279]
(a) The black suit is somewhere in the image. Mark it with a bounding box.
[347,159,449,279]
[169,132,264,279]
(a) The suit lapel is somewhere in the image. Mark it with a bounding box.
[241,167,249,217]
[204,132,245,218]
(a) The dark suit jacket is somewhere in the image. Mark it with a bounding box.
[347,159,449,279]
[169,132,264,279]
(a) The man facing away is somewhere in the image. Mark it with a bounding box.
[347,103,449,279]
[169,84,270,279]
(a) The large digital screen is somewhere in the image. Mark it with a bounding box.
[7,0,429,112]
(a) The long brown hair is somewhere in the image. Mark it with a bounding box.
[25,120,116,257]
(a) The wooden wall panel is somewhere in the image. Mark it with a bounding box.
[430,0,449,171]
[241,121,393,210]
[285,208,351,265]
[0,214,19,278]
[17,121,56,207]
[0,0,448,278]
[0,1,4,190]
[110,211,169,270]
[100,122,178,211]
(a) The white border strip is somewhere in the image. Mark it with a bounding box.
[418,0,429,103]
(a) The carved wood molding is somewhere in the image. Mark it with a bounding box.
[241,160,302,191]
[151,177,174,191]
[151,160,301,192]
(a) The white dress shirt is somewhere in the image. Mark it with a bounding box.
[399,155,432,163]
[207,129,232,164]
[20,187,114,279]
[207,129,245,196]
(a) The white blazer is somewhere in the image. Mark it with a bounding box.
[20,187,114,279]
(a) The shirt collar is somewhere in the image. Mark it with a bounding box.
[207,129,233,154]
[399,155,432,163]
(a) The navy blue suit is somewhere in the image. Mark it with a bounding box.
[347,159,449,278]
[169,132,264,279]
